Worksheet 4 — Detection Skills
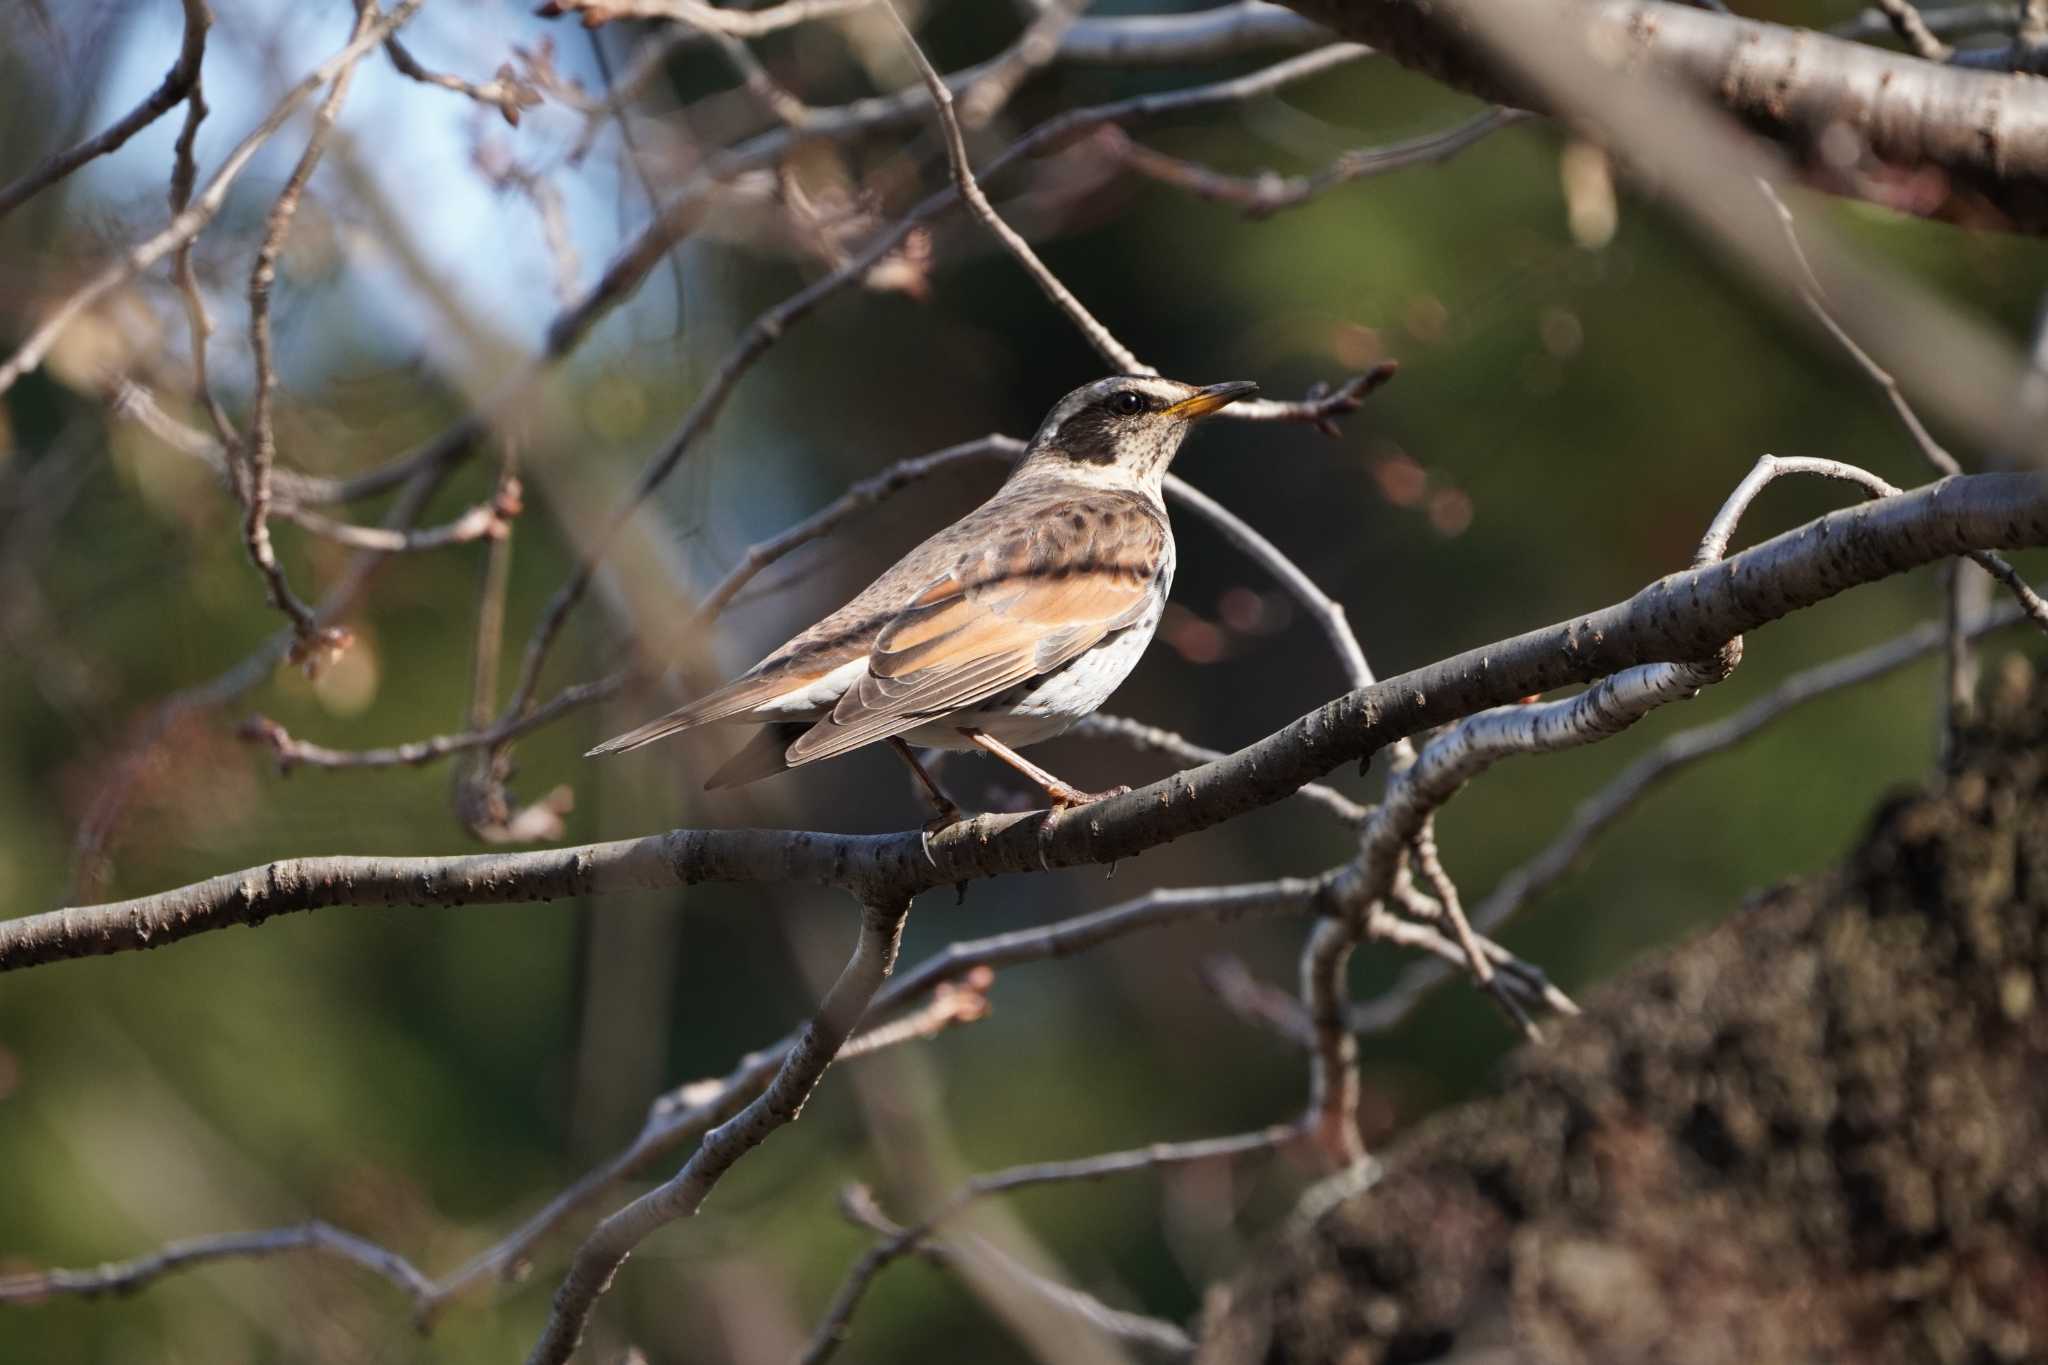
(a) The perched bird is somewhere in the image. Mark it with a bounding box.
[587,375,1258,815]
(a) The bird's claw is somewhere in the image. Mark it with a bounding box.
[1046,782,1132,810]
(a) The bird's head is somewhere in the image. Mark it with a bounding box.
[1012,375,1258,496]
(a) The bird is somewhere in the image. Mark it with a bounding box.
[586,374,1259,818]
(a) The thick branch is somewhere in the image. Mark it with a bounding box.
[1279,0,2048,227]
[11,472,2043,970]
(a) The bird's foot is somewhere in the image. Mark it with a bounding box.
[1045,782,1132,810]
[918,800,966,869]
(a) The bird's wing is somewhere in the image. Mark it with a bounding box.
[785,502,1166,766]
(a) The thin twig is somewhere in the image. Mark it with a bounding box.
[1112,109,1528,219]
[540,0,874,36]
[832,1187,1196,1357]
[1873,0,1954,58]
[1198,953,1316,1045]
[494,44,1375,726]
[381,32,541,125]
[711,32,815,128]
[959,0,1088,130]
[1073,714,1370,825]
[1760,182,1959,477]
[239,2,380,659]
[239,674,625,773]
[883,0,1149,373]
[0,0,427,398]
[0,0,212,222]
[804,1126,1298,1363]
[525,897,913,1365]
[1467,575,2048,943]
[0,1221,433,1307]
[410,882,1309,1320]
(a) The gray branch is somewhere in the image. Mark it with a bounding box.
[9,471,2045,972]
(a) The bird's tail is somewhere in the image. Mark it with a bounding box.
[703,723,807,788]
[584,708,698,758]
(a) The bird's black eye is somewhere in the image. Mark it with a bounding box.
[1108,391,1147,417]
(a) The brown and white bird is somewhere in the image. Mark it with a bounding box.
[587,375,1257,813]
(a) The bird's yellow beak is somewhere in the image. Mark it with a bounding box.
[1163,380,1259,420]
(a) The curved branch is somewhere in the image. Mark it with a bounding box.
[1280,0,2048,227]
[9,471,2044,972]
[0,0,212,223]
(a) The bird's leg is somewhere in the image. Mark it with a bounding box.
[889,738,964,826]
[960,729,1131,809]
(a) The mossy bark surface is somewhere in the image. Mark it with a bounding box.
[1201,673,2048,1365]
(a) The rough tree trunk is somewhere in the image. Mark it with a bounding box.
[1200,663,2048,1365]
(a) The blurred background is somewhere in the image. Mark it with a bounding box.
[3,0,2047,1361]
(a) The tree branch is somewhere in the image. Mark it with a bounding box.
[13,474,2039,967]
[0,0,212,223]
[525,895,913,1365]
[1276,0,2048,227]
[0,1,426,397]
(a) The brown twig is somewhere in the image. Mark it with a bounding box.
[0,0,426,398]
[494,45,1376,727]
[239,673,624,773]
[1873,0,1954,58]
[0,1220,433,1308]
[1111,108,1527,219]
[828,1186,1197,1358]
[15,476,2046,961]
[1073,714,1370,826]
[525,896,913,1365]
[381,33,541,125]
[883,0,1150,374]
[0,0,213,222]
[958,0,1088,130]
[803,1125,1301,1363]
[238,3,381,663]
[538,0,874,36]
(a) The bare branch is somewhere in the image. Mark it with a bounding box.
[1873,0,1954,59]
[1162,473,1377,691]
[1469,575,2048,947]
[381,33,541,125]
[1073,714,1370,826]
[1112,109,1527,219]
[526,896,913,1365]
[1760,184,1961,479]
[830,1186,1196,1359]
[959,0,1088,131]
[697,435,1024,619]
[0,1220,432,1308]
[0,0,427,398]
[1276,0,2048,226]
[239,674,624,773]
[0,0,212,223]
[241,2,383,659]
[540,0,874,37]
[883,0,1149,374]
[11,472,2048,971]
[805,1125,1299,1362]
[497,45,1375,724]
[416,878,1316,1317]
[1199,953,1317,1045]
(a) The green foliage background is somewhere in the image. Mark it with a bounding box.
[2,2,2045,1362]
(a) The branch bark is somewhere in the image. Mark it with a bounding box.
[9,470,2046,972]
[1278,0,2048,228]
